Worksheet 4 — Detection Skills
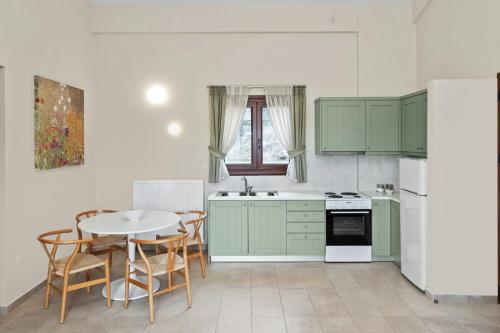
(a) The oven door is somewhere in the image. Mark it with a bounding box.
[326,210,372,246]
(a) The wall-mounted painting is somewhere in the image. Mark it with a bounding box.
[34,76,84,170]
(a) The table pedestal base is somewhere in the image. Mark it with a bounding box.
[102,276,160,301]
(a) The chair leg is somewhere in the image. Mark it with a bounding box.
[104,259,111,308]
[124,259,130,309]
[60,275,69,324]
[108,252,113,268]
[147,275,154,323]
[44,270,53,309]
[198,246,207,279]
[168,272,172,290]
[184,265,192,308]
[85,270,91,294]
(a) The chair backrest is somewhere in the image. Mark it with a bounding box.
[37,229,92,275]
[132,225,188,274]
[75,209,117,239]
[175,210,207,241]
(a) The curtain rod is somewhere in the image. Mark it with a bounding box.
[206,84,306,88]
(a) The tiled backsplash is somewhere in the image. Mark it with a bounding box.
[206,151,399,194]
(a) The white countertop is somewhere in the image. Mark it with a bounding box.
[207,191,325,201]
[361,191,400,203]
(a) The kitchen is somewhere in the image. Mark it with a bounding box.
[0,0,498,332]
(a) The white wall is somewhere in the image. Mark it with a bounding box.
[92,1,416,209]
[427,80,497,296]
[416,0,500,88]
[0,0,95,306]
[0,66,6,309]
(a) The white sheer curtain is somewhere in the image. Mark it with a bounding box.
[219,86,249,180]
[264,86,297,182]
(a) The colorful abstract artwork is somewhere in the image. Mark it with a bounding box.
[34,76,84,170]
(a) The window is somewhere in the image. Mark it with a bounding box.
[226,96,289,175]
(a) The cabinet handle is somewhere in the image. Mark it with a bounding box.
[304,214,308,218]
[304,225,308,229]
[304,235,308,239]
[367,147,371,150]
[304,203,308,206]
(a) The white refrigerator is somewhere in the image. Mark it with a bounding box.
[399,158,427,290]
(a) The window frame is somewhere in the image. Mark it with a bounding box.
[226,95,288,176]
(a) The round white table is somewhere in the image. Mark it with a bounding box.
[78,210,180,301]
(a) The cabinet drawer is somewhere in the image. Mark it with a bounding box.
[287,201,324,212]
[286,233,324,256]
[287,211,324,222]
[287,222,324,233]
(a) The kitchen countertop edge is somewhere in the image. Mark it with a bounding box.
[207,191,325,201]
[360,191,400,203]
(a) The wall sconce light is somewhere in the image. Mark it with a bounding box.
[146,85,168,105]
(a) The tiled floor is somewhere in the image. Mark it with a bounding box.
[1,252,499,332]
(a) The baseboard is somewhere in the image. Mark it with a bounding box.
[0,279,46,316]
[426,291,497,304]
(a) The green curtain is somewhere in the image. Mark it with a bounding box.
[291,86,307,182]
[208,86,227,183]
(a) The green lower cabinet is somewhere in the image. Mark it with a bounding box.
[248,201,286,255]
[286,233,325,256]
[208,201,248,256]
[390,201,401,261]
[372,199,391,257]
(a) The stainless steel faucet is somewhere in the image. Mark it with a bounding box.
[241,176,253,194]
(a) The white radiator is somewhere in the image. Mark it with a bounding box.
[133,180,204,240]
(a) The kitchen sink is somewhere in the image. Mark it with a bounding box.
[217,191,278,197]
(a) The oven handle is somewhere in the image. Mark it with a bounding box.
[330,211,370,214]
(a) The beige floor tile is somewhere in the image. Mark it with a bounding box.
[406,303,449,317]
[419,316,466,333]
[318,316,359,333]
[276,268,305,289]
[186,287,222,317]
[451,315,500,333]
[110,315,150,332]
[473,303,500,317]
[251,288,284,317]
[439,304,480,317]
[300,268,333,289]
[325,265,361,289]
[385,316,430,332]
[337,289,383,317]
[308,288,349,317]
[365,288,414,316]
[352,316,396,333]
[181,316,217,333]
[144,316,185,333]
[285,316,323,333]
[224,269,251,288]
[395,288,430,305]
[279,288,316,317]
[252,316,287,333]
[216,316,251,333]
[252,271,279,288]
[219,288,251,317]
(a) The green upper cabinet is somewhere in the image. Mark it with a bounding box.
[248,201,286,256]
[208,201,248,256]
[401,91,427,155]
[372,199,391,257]
[365,100,400,152]
[316,100,366,152]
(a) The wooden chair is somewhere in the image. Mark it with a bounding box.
[125,227,192,323]
[156,210,207,278]
[38,229,111,323]
[76,210,127,267]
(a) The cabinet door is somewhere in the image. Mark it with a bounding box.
[287,233,325,256]
[416,93,427,153]
[366,100,399,152]
[321,101,366,151]
[248,201,286,255]
[372,199,391,257]
[208,201,248,256]
[390,201,401,259]
[400,96,419,153]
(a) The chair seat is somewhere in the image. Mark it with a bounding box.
[135,254,185,276]
[89,235,126,250]
[54,253,106,276]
